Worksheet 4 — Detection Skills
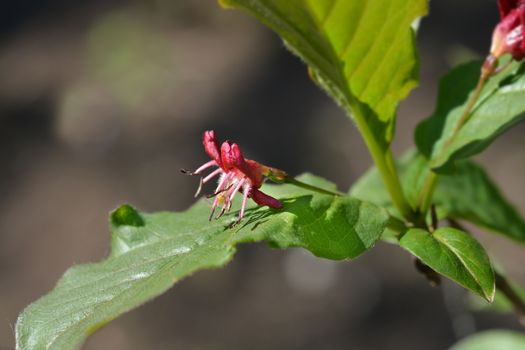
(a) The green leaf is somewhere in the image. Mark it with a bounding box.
[416,58,525,172]
[349,155,405,241]
[450,330,525,350]
[436,161,525,243]
[351,150,525,243]
[353,157,500,299]
[16,174,389,350]
[219,0,427,146]
[400,227,495,301]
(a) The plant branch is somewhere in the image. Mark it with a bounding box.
[416,171,438,225]
[446,72,490,146]
[415,58,498,222]
[352,104,414,222]
[495,272,525,325]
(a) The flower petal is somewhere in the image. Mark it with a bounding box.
[220,141,240,170]
[250,188,283,209]
[241,159,264,188]
[203,130,222,167]
[491,4,525,59]
[518,0,525,54]
[219,142,263,186]
[499,0,520,18]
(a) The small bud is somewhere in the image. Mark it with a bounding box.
[490,0,525,60]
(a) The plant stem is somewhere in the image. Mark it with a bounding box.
[447,71,490,148]
[371,147,413,221]
[415,58,497,221]
[353,105,414,221]
[495,272,525,325]
[384,148,413,219]
[416,171,438,224]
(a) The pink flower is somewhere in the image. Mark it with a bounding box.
[491,0,525,60]
[183,130,285,224]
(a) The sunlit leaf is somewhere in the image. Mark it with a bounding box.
[219,0,427,146]
[400,227,495,301]
[416,58,525,171]
[16,174,389,350]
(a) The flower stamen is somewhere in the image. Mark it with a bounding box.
[229,178,245,204]
[237,186,250,224]
[185,130,284,224]
[194,177,204,198]
[194,160,217,174]
[202,167,222,184]
[206,184,233,199]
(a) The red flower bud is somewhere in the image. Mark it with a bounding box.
[491,0,525,60]
[250,188,283,209]
[203,130,222,167]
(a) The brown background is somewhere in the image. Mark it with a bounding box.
[1,0,525,349]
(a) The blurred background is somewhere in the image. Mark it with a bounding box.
[1,0,525,349]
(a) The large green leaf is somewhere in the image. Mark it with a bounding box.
[219,0,427,146]
[416,58,525,172]
[400,228,495,301]
[351,150,525,243]
[450,330,525,350]
[16,174,389,350]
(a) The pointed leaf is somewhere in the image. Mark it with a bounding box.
[400,227,495,301]
[16,174,389,350]
[416,59,525,171]
[219,0,427,146]
[469,277,525,314]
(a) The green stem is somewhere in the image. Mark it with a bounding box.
[353,105,413,221]
[446,70,490,148]
[415,58,497,221]
[383,148,413,219]
[495,272,525,325]
[416,171,438,225]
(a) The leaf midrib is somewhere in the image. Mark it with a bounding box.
[433,233,490,299]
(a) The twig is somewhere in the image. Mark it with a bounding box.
[415,57,499,222]
[495,271,525,326]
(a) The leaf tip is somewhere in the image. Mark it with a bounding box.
[111,204,145,227]
[485,282,497,304]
